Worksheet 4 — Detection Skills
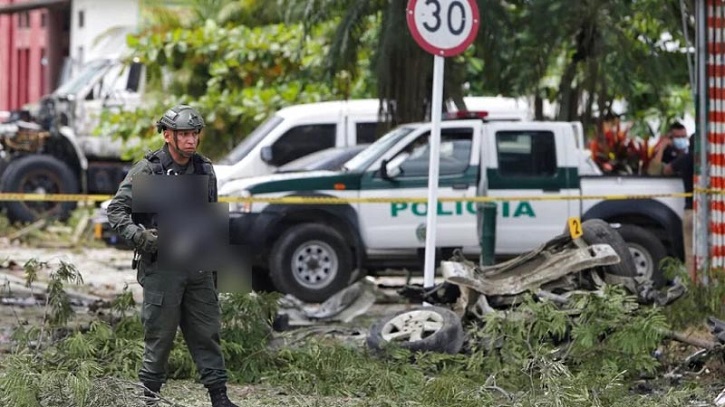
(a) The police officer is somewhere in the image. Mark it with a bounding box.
[106,105,239,407]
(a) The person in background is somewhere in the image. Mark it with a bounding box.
[648,121,689,175]
[649,125,694,275]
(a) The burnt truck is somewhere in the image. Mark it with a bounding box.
[0,58,145,223]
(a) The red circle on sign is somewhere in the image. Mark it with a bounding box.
[406,0,480,57]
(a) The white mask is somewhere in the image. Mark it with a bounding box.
[673,137,689,151]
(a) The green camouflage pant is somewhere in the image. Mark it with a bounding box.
[137,259,227,386]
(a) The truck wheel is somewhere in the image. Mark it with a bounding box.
[268,223,353,303]
[616,224,667,287]
[0,155,79,223]
[581,219,637,278]
[366,306,464,355]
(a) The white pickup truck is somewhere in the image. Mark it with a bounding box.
[221,119,685,302]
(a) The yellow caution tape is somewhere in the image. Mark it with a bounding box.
[0,193,113,202]
[0,191,700,204]
[694,187,725,195]
[217,193,695,204]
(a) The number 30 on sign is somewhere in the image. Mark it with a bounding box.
[406,0,480,57]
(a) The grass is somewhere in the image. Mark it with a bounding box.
[1,256,725,406]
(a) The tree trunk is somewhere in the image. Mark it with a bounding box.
[534,93,544,120]
[556,59,579,121]
[375,0,432,127]
[583,57,599,133]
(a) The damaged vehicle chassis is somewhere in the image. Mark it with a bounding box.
[366,219,687,355]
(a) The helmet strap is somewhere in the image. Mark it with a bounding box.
[170,132,194,159]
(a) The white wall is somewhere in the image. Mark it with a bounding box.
[70,0,140,73]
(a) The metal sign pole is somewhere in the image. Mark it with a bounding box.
[423,55,445,291]
[406,0,479,297]
[696,0,710,281]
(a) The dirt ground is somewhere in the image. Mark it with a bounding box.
[2,243,725,406]
[0,242,417,353]
[0,243,428,406]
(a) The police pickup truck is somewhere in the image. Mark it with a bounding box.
[221,119,685,302]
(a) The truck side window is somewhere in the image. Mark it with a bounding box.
[356,122,381,144]
[496,131,557,177]
[395,128,473,177]
[271,124,336,166]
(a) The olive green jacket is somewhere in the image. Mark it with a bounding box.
[106,143,216,249]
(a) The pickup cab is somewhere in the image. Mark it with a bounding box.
[214,96,531,187]
[221,119,685,302]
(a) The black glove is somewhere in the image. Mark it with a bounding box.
[134,228,158,254]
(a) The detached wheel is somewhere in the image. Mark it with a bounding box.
[0,155,79,223]
[582,219,637,278]
[367,306,464,354]
[616,224,667,287]
[269,223,353,303]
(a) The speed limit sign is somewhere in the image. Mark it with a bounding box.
[408,0,480,298]
[406,0,480,57]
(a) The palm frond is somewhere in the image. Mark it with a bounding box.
[327,0,380,80]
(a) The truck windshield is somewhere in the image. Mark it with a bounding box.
[343,125,416,172]
[219,115,284,165]
[54,59,111,97]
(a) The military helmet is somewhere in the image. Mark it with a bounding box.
[156,105,205,133]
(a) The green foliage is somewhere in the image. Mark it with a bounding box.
[0,256,715,406]
[45,261,84,327]
[220,291,281,382]
[97,0,693,165]
[0,271,282,406]
[283,0,692,131]
[468,0,691,124]
[661,258,725,330]
[258,286,672,406]
[468,285,668,390]
[97,17,374,161]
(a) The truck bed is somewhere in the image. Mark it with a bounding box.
[579,174,685,219]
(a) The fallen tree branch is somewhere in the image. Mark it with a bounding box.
[661,329,719,350]
[483,374,513,401]
[6,218,46,240]
[71,214,90,245]
[0,272,106,305]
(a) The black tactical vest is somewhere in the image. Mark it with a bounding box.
[131,146,217,229]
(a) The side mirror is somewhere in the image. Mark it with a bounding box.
[260,146,273,164]
[380,153,408,180]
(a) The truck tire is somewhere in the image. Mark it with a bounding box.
[268,223,353,303]
[366,306,464,355]
[581,219,637,278]
[616,224,667,287]
[0,155,79,223]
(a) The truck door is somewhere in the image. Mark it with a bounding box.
[357,122,481,251]
[482,122,577,255]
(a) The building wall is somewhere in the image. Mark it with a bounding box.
[70,0,139,73]
[0,0,139,112]
[0,0,11,112]
[0,0,69,112]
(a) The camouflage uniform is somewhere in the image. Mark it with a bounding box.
[107,105,237,407]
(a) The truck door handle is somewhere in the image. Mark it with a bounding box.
[452,183,469,190]
[542,188,560,193]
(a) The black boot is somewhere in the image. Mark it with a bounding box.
[142,381,162,406]
[207,383,239,407]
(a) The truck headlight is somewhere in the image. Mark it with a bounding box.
[229,190,252,213]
